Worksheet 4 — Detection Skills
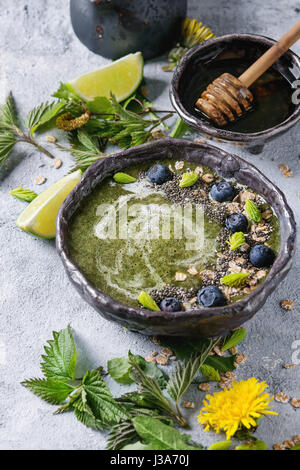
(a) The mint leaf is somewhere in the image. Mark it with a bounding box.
[221,272,250,287]
[245,199,261,223]
[227,232,245,251]
[41,325,77,381]
[113,172,136,184]
[82,370,130,426]
[138,291,160,311]
[107,357,134,385]
[21,378,74,404]
[204,354,236,372]
[222,328,247,351]
[200,364,221,381]
[208,440,232,450]
[179,171,199,188]
[132,417,199,450]
[9,187,37,202]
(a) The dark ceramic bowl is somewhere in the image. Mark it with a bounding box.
[70,0,187,60]
[170,34,300,154]
[56,139,296,337]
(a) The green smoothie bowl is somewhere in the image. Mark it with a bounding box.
[56,139,296,337]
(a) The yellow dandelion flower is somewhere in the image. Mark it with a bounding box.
[198,377,277,440]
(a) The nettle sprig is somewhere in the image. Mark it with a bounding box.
[0,92,66,168]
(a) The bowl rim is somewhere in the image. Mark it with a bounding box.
[170,33,300,143]
[56,138,296,326]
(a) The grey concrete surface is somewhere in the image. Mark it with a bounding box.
[0,0,299,450]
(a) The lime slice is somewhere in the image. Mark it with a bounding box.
[67,52,144,102]
[16,170,81,239]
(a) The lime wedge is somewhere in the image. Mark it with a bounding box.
[16,170,81,239]
[67,52,144,102]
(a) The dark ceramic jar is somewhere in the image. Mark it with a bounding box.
[56,139,296,338]
[170,34,300,154]
[70,0,187,60]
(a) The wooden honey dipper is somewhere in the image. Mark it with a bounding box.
[196,21,300,127]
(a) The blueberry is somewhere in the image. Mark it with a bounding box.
[197,286,226,307]
[146,164,173,185]
[160,297,182,312]
[210,181,235,202]
[249,244,275,268]
[225,213,248,233]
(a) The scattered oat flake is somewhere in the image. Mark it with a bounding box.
[45,135,57,143]
[213,346,225,357]
[293,435,300,444]
[291,397,300,408]
[161,348,173,356]
[275,392,290,403]
[283,363,295,369]
[53,158,62,169]
[229,346,238,355]
[280,164,293,177]
[175,161,184,170]
[219,379,232,390]
[273,443,287,450]
[155,354,168,366]
[145,356,156,363]
[175,272,187,281]
[34,175,46,185]
[182,401,195,409]
[234,353,247,366]
[198,383,210,392]
[187,266,198,276]
[194,138,205,144]
[282,440,295,449]
[201,173,214,183]
[152,336,161,346]
[280,299,294,311]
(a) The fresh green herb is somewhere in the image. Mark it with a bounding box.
[204,354,237,373]
[227,232,245,251]
[0,92,57,169]
[222,328,247,351]
[208,440,232,450]
[113,172,136,184]
[25,101,66,136]
[245,199,262,223]
[167,339,218,411]
[179,171,199,188]
[131,417,200,450]
[163,18,215,72]
[200,364,221,382]
[9,187,37,202]
[66,130,104,172]
[221,272,250,287]
[138,291,160,311]
[169,117,190,139]
[22,378,74,405]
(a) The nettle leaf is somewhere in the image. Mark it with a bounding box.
[106,420,139,450]
[131,354,168,389]
[122,441,155,451]
[74,408,104,431]
[107,357,134,385]
[221,272,250,288]
[167,339,217,403]
[0,92,20,129]
[0,131,17,167]
[25,101,65,135]
[245,199,262,223]
[132,417,199,451]
[208,440,232,450]
[227,232,245,251]
[113,172,136,184]
[82,370,130,426]
[179,171,199,188]
[222,328,247,351]
[41,325,77,381]
[138,291,160,311]
[9,187,37,202]
[52,82,81,103]
[160,337,214,360]
[204,354,237,373]
[200,364,221,382]
[85,96,114,115]
[21,378,74,405]
[235,440,267,451]
[69,130,104,172]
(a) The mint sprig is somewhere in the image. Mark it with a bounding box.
[179,171,199,188]
[245,199,262,223]
[139,291,160,311]
[227,232,245,251]
[221,272,250,287]
[113,172,136,184]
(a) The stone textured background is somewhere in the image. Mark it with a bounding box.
[0,0,299,450]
